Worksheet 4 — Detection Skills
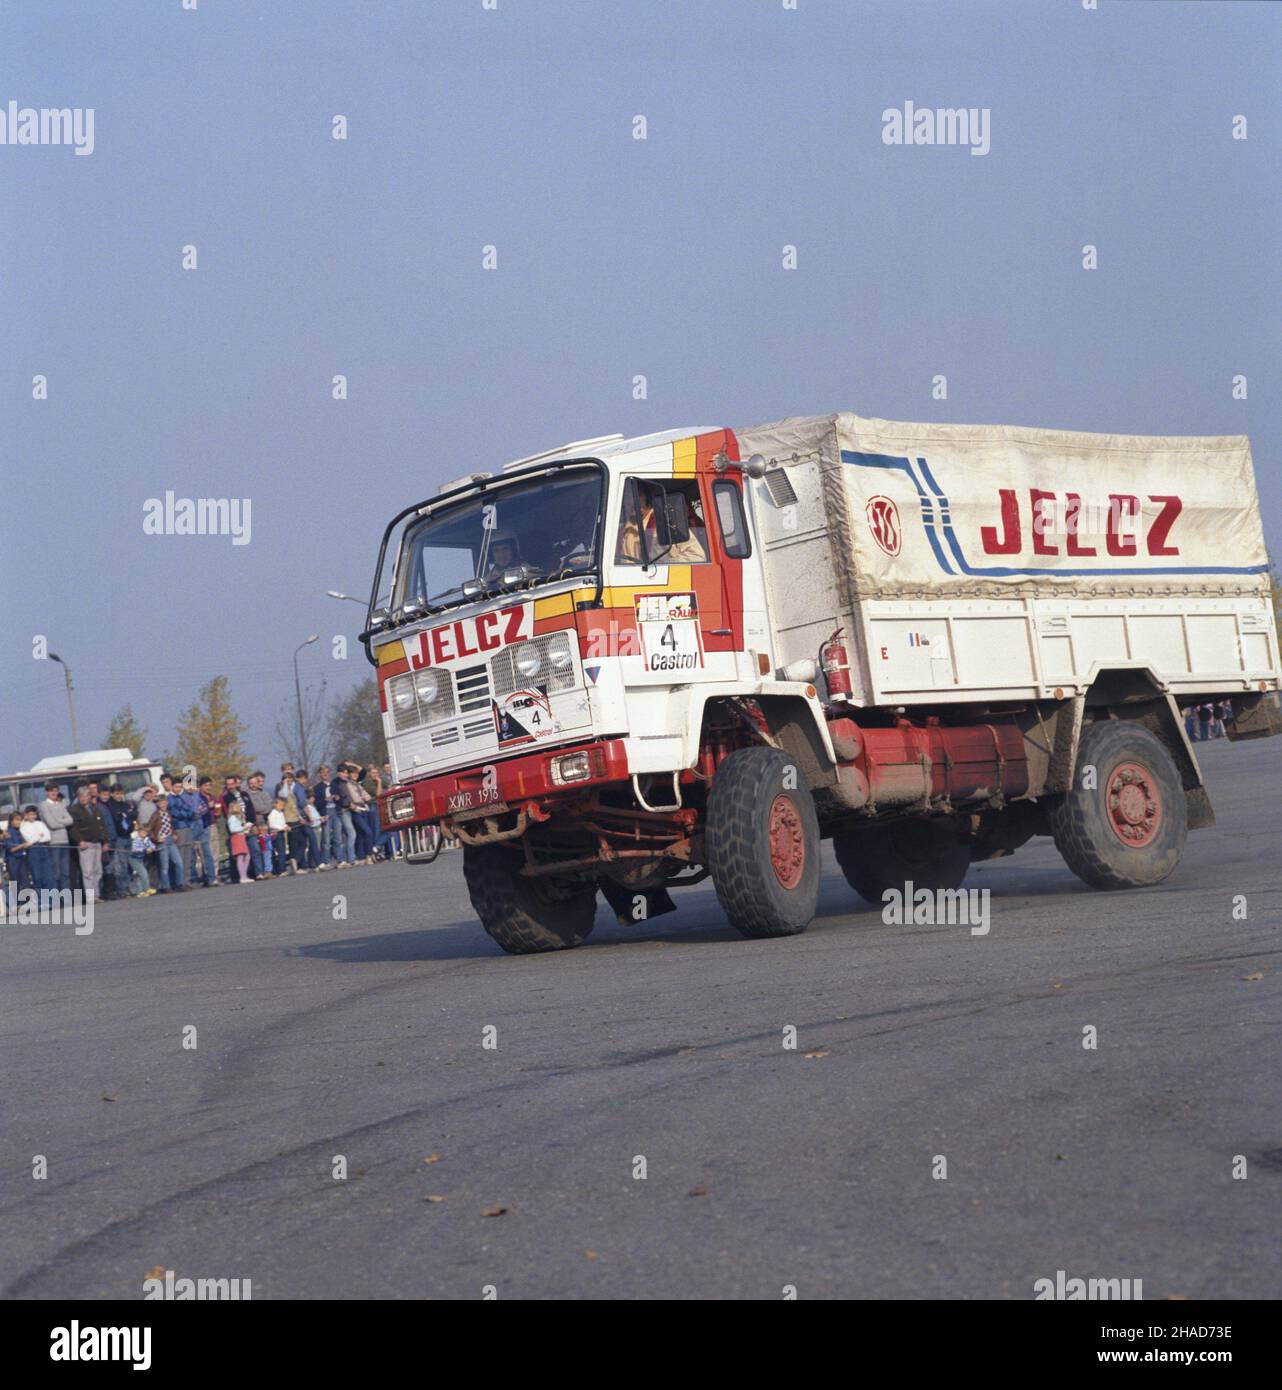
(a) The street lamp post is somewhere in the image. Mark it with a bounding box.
[325,590,366,606]
[293,635,320,772]
[48,652,80,753]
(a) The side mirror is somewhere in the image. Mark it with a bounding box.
[664,496,691,543]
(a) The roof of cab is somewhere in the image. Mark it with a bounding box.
[502,426,720,471]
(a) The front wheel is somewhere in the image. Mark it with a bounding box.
[463,845,597,953]
[1048,720,1187,889]
[705,746,820,938]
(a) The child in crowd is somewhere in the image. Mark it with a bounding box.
[21,806,55,892]
[267,799,289,875]
[129,824,156,896]
[5,811,32,891]
[280,789,308,874]
[226,799,252,885]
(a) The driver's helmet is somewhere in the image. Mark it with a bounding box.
[487,529,520,571]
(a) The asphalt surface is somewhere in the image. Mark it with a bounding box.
[2,735,1279,1300]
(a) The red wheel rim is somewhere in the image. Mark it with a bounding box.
[1106,760,1162,848]
[768,794,805,889]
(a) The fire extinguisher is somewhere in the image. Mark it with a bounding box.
[820,628,853,701]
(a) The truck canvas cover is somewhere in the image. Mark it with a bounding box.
[736,412,1271,604]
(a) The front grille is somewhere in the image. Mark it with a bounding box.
[455,663,490,713]
[388,668,457,732]
[490,631,576,697]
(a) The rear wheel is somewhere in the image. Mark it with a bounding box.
[705,746,820,938]
[463,845,597,953]
[833,818,970,908]
[1049,720,1187,889]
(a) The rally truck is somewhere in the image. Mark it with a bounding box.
[362,413,1280,953]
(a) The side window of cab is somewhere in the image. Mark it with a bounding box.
[614,479,710,567]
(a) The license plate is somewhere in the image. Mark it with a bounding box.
[448,794,508,822]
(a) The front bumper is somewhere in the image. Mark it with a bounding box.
[379,737,631,828]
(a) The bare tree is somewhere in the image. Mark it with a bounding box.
[274,676,330,773]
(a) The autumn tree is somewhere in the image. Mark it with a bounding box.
[174,677,254,787]
[103,705,147,758]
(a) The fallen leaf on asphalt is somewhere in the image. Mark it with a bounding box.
[422,1153,442,1164]
[1242,972,1264,981]
[481,1206,507,1218]
[687,1186,707,1197]
[584,1250,599,1260]
[803,1050,829,1059]
[102,1095,117,1103]
[423,1195,446,1203]
[145,1265,165,1280]
[1056,1153,1068,1161]
[677,1047,695,1056]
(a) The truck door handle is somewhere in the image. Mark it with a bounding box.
[710,628,733,636]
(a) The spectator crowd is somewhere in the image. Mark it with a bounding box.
[1183,701,1233,743]
[3,761,406,900]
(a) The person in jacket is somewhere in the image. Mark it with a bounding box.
[165,774,200,884]
[313,764,337,865]
[296,772,323,869]
[69,784,111,900]
[38,782,74,892]
[330,766,357,866]
[350,766,374,863]
[243,772,275,878]
[192,777,219,887]
[104,786,135,898]
[139,785,185,893]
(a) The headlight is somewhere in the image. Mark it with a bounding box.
[515,646,543,680]
[393,683,415,710]
[388,792,415,821]
[413,670,439,703]
[549,643,573,673]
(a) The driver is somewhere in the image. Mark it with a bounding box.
[484,529,521,579]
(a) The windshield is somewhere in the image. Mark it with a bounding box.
[393,467,603,612]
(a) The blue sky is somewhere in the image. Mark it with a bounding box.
[2,0,1278,774]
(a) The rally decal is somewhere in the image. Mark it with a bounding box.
[635,592,704,674]
[493,687,556,747]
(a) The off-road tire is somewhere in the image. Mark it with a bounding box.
[1049,720,1187,889]
[833,818,970,908]
[463,845,597,953]
[705,746,820,939]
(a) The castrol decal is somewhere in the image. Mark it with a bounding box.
[493,688,555,747]
[409,603,531,668]
[635,592,703,673]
